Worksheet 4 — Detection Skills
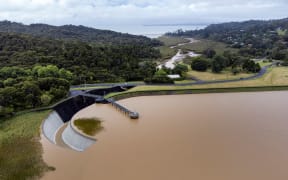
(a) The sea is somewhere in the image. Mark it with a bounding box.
[93,24,207,38]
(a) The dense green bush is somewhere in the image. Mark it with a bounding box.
[191,57,209,72]
[0,65,71,116]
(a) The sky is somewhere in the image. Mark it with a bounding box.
[0,0,287,28]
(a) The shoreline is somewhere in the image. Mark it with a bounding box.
[107,85,288,101]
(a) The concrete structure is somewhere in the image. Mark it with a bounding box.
[107,98,139,119]
[167,74,181,79]
[42,85,137,151]
[62,122,96,151]
[42,111,64,144]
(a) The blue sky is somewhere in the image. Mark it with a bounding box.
[0,0,287,27]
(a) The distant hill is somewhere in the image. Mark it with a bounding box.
[166,18,288,59]
[0,32,160,83]
[166,18,288,39]
[0,21,162,46]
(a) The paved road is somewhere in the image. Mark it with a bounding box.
[70,63,276,95]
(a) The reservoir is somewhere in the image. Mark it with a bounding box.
[42,91,288,180]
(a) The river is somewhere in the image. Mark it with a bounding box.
[42,91,288,180]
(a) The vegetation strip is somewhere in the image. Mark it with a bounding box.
[106,85,288,100]
[0,110,53,180]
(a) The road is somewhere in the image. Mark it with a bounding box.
[70,63,276,95]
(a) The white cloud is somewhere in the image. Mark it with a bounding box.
[0,0,286,27]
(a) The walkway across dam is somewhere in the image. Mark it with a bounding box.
[107,98,139,119]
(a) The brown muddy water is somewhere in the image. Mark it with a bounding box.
[41,92,288,180]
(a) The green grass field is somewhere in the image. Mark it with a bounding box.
[106,67,288,98]
[277,29,287,36]
[156,36,189,61]
[187,68,254,81]
[257,60,273,67]
[180,39,238,54]
[156,46,177,61]
[0,111,52,180]
[157,36,189,47]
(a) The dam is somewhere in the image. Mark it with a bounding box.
[42,85,138,151]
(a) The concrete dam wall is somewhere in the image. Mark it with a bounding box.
[42,86,136,151]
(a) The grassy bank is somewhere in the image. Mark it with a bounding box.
[106,67,288,99]
[157,36,190,47]
[180,39,238,54]
[187,68,255,81]
[106,85,288,100]
[0,111,53,180]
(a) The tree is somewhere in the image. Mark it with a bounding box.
[242,60,261,73]
[3,78,17,87]
[154,69,168,76]
[145,69,174,84]
[59,68,73,81]
[0,87,17,107]
[40,93,53,106]
[173,64,188,74]
[211,60,222,73]
[211,55,228,73]
[0,106,14,117]
[21,81,41,108]
[191,57,209,72]
[139,61,157,79]
[203,48,216,58]
[37,65,59,78]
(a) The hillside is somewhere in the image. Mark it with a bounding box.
[167,18,288,59]
[0,21,162,46]
[0,32,160,84]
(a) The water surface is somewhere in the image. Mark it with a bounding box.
[42,92,288,180]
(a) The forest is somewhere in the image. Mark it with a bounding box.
[0,32,161,84]
[0,22,164,115]
[166,18,288,61]
[0,21,162,46]
[0,65,71,117]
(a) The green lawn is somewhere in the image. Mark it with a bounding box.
[0,111,53,180]
[187,68,254,81]
[256,60,273,67]
[277,29,287,36]
[157,36,189,47]
[180,39,238,54]
[74,118,103,136]
[156,36,190,61]
[105,67,288,98]
[156,46,178,61]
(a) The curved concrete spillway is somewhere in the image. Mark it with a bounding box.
[42,95,97,151]
[62,122,96,151]
[42,111,64,144]
[42,111,96,152]
[42,85,136,151]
